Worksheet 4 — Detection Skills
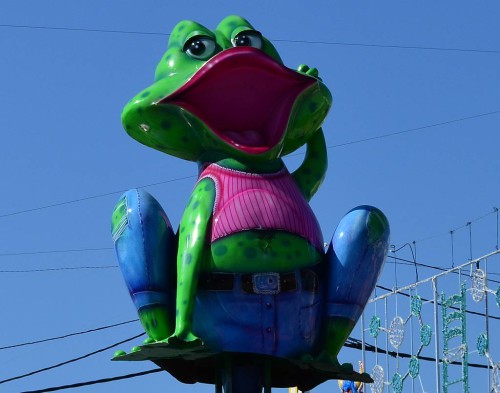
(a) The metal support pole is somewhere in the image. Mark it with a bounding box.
[361,312,366,369]
[384,297,389,393]
[409,289,415,393]
[485,259,491,392]
[432,278,441,393]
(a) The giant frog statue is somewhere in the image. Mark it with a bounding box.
[111,15,389,392]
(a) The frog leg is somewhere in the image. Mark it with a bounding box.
[112,189,176,341]
[291,128,327,202]
[322,206,389,359]
[168,177,215,345]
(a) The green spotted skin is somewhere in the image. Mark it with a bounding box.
[120,15,333,346]
[210,231,321,273]
[292,130,328,202]
[173,178,215,342]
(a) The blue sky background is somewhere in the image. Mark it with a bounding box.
[1,1,499,392]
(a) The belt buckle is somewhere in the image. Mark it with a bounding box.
[253,272,280,294]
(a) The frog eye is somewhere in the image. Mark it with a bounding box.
[183,36,217,60]
[232,30,263,49]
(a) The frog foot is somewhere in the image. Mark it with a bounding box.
[138,305,173,342]
[165,332,204,349]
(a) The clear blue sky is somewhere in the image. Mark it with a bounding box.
[1,1,499,392]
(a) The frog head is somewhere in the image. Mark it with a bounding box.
[122,15,332,164]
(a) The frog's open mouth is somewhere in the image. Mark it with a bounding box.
[159,47,316,154]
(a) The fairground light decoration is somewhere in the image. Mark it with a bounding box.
[362,249,500,393]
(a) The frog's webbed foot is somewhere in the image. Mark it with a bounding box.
[164,332,204,349]
[297,64,322,81]
[113,333,210,362]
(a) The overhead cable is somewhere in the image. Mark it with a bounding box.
[0,319,138,351]
[0,333,145,385]
[1,23,499,54]
[22,369,163,393]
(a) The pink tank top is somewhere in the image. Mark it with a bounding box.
[198,163,323,251]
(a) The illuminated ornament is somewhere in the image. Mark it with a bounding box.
[420,324,432,347]
[493,362,500,393]
[471,268,486,302]
[408,356,419,379]
[389,316,404,349]
[391,372,403,393]
[410,295,422,317]
[443,344,466,364]
[369,315,381,338]
[477,333,488,356]
[371,365,385,393]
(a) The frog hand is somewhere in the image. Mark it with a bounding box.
[297,64,322,81]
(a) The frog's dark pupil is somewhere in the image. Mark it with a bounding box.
[235,35,250,46]
[189,40,206,55]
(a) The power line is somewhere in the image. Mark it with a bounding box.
[0,247,113,257]
[0,319,138,351]
[1,110,499,220]
[328,109,500,148]
[22,368,163,393]
[0,175,195,219]
[0,333,145,385]
[273,38,500,55]
[0,24,168,36]
[0,266,118,273]
[1,23,500,55]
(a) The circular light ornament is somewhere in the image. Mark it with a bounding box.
[477,333,488,356]
[420,324,432,347]
[471,268,486,302]
[391,372,403,393]
[371,365,384,393]
[389,316,405,349]
[411,295,422,317]
[493,362,500,393]
[409,356,420,379]
[369,316,381,338]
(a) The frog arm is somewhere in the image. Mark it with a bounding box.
[171,177,215,343]
[291,128,327,202]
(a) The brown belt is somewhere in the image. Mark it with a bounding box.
[199,268,319,294]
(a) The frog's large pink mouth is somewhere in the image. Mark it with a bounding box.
[159,47,315,154]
